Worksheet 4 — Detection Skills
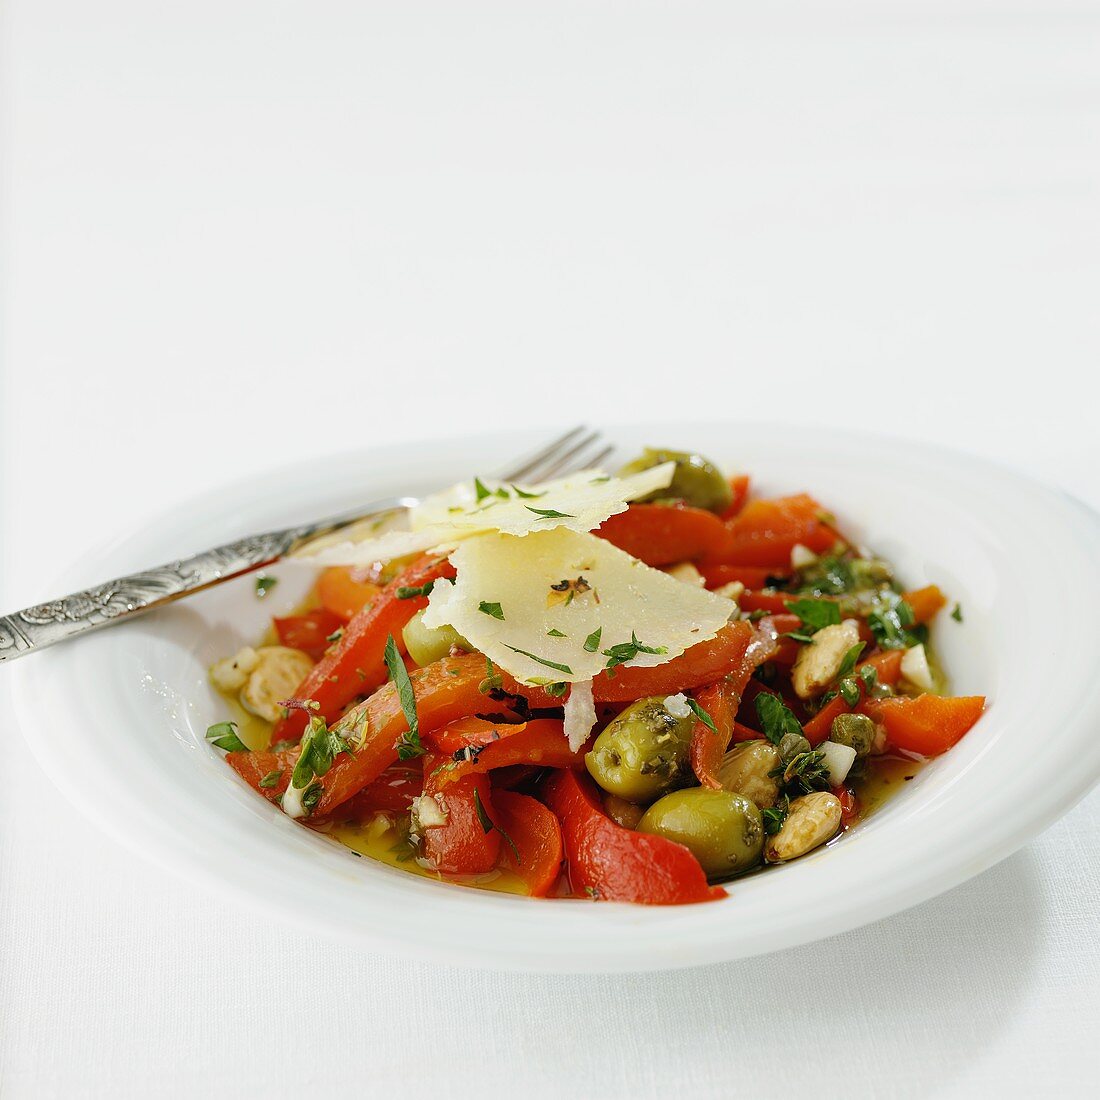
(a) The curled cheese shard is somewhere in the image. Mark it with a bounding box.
[421,527,736,685]
[292,464,675,566]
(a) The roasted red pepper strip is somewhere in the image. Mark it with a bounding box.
[272,554,456,742]
[341,761,424,819]
[690,621,780,787]
[493,789,564,897]
[273,608,345,660]
[316,566,383,621]
[719,474,751,520]
[426,717,579,784]
[861,694,985,757]
[902,584,947,625]
[542,769,725,905]
[699,563,780,590]
[596,503,732,566]
[709,494,840,568]
[421,752,500,874]
[226,747,296,802]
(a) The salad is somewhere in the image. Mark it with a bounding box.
[206,447,984,905]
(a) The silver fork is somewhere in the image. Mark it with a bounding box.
[0,426,610,663]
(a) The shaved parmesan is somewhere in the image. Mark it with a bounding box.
[292,464,676,567]
[563,680,597,751]
[421,527,736,685]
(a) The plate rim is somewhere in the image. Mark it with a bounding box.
[10,423,1100,972]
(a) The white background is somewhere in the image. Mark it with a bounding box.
[2,1,1099,1097]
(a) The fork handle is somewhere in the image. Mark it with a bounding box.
[0,528,302,663]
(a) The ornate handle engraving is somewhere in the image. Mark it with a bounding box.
[0,529,302,662]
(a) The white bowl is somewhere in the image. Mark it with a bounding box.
[11,424,1100,972]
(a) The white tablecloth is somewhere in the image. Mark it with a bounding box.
[3,2,1098,1096]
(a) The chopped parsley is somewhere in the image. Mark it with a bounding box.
[503,644,574,675]
[511,484,545,499]
[755,693,804,747]
[473,476,494,503]
[859,664,878,691]
[325,627,344,644]
[478,655,504,694]
[525,505,575,520]
[396,580,435,600]
[868,595,920,650]
[254,575,277,598]
[383,633,424,759]
[546,628,566,638]
[602,632,667,671]
[839,679,861,707]
[583,627,602,653]
[544,681,569,699]
[780,750,831,795]
[259,769,284,789]
[478,601,505,620]
[951,603,963,623]
[685,697,718,734]
[205,721,248,752]
[762,796,790,835]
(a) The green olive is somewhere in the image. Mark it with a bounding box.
[401,609,469,667]
[618,447,733,513]
[829,712,875,758]
[638,788,764,879]
[584,696,694,802]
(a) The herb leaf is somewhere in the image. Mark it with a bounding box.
[474,477,493,503]
[478,655,504,694]
[951,603,963,623]
[755,693,804,747]
[836,642,865,680]
[685,697,718,734]
[259,769,284,789]
[478,601,505,620]
[868,596,919,650]
[396,580,435,600]
[546,628,566,638]
[784,598,841,633]
[503,644,574,675]
[511,485,545,499]
[583,627,602,653]
[525,505,575,520]
[384,634,423,759]
[839,679,861,707]
[473,788,521,864]
[602,631,668,670]
[255,575,277,598]
[205,721,248,752]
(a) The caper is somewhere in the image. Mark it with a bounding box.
[638,788,764,879]
[829,712,875,758]
[401,609,469,667]
[584,696,694,802]
[618,447,733,513]
[777,732,812,762]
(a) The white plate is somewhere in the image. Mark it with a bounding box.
[11,424,1100,972]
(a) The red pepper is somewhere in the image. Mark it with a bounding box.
[341,762,424,819]
[273,608,345,660]
[596,503,732,566]
[541,769,725,905]
[316,566,383,621]
[719,474,751,520]
[709,494,840,568]
[861,694,985,757]
[421,751,500,874]
[689,621,780,787]
[833,784,860,829]
[699,563,781,590]
[271,554,456,742]
[902,584,948,625]
[493,789,564,897]
[426,717,580,784]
